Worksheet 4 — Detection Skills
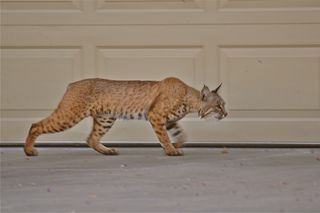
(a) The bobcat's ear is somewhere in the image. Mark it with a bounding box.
[201,85,210,101]
[212,83,222,93]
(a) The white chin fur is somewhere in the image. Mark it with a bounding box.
[206,112,220,121]
[202,112,220,121]
[214,113,221,119]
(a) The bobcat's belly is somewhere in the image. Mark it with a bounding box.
[99,110,148,121]
[115,112,148,120]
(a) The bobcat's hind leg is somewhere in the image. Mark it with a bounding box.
[24,123,41,156]
[166,122,187,149]
[24,110,87,156]
[86,115,118,155]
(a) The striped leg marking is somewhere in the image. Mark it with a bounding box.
[87,115,118,155]
[166,122,186,148]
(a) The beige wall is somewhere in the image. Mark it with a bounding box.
[1,0,320,144]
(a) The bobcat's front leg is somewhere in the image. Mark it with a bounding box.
[166,122,186,149]
[148,115,183,156]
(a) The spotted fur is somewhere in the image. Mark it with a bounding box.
[24,77,227,156]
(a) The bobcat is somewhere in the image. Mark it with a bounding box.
[24,77,227,156]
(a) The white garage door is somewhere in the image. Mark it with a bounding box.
[1,0,320,144]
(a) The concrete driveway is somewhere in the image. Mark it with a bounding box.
[1,147,320,212]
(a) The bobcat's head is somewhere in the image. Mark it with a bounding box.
[198,84,228,120]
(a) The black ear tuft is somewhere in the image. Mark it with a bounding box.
[201,85,210,101]
[212,83,222,93]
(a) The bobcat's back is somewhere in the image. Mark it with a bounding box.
[66,77,187,119]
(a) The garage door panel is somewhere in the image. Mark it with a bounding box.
[220,47,320,111]
[0,48,82,110]
[2,0,320,25]
[96,0,203,11]
[0,0,82,11]
[97,47,204,86]
[218,0,320,10]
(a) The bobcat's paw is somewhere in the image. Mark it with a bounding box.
[165,149,184,156]
[104,148,119,155]
[24,147,39,156]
